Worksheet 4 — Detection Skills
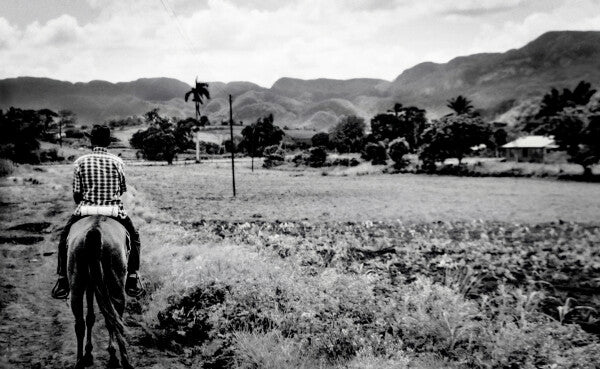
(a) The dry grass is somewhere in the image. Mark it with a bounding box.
[127,163,600,223]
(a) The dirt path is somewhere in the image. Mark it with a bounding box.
[0,167,185,369]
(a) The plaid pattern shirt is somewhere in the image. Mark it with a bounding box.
[73,147,127,218]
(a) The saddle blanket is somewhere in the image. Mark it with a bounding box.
[78,205,120,217]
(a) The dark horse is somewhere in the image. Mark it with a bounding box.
[67,216,134,369]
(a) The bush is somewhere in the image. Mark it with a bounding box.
[388,138,410,169]
[39,148,64,162]
[0,158,15,177]
[311,132,330,148]
[329,116,366,153]
[263,145,285,168]
[65,129,85,138]
[362,142,388,165]
[308,147,327,167]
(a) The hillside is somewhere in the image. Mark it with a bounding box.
[1,30,599,130]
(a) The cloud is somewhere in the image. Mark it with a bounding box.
[23,14,84,46]
[0,0,598,86]
[469,0,600,53]
[434,0,526,16]
[0,17,20,49]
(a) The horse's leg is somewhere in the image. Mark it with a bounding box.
[70,290,86,369]
[82,286,95,366]
[107,331,120,368]
[114,295,134,369]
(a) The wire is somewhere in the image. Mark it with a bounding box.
[158,0,200,58]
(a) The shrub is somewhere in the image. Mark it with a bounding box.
[362,142,388,165]
[65,129,85,138]
[311,132,330,148]
[329,116,366,153]
[0,158,15,177]
[388,138,410,169]
[39,148,64,162]
[263,145,285,168]
[308,146,327,167]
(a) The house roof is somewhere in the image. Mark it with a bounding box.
[502,135,559,149]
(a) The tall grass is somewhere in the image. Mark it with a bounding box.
[0,158,15,177]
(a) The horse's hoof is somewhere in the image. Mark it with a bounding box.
[74,359,87,369]
[82,353,93,367]
[122,362,134,369]
[107,356,121,368]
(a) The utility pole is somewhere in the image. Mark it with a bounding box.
[229,95,236,197]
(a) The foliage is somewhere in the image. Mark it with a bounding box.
[240,114,285,157]
[536,81,596,119]
[0,158,15,177]
[0,107,45,163]
[185,79,210,119]
[446,95,474,116]
[419,115,491,166]
[105,116,143,128]
[329,116,366,153]
[262,145,285,168]
[311,132,330,148]
[388,138,410,169]
[362,142,388,165]
[130,109,178,164]
[308,146,327,167]
[525,81,600,174]
[371,105,427,149]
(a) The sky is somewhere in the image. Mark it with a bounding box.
[0,0,599,87]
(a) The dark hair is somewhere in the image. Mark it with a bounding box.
[90,125,111,147]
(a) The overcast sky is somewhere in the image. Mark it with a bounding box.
[1,0,599,87]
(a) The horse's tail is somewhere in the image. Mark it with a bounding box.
[85,228,125,336]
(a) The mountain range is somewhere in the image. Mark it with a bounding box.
[1,30,599,131]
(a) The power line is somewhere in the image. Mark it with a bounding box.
[158,0,200,58]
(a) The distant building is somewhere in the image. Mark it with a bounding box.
[501,135,558,163]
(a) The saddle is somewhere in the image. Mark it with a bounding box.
[77,206,131,254]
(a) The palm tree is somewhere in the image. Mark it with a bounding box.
[446,95,474,115]
[387,102,403,117]
[184,78,210,162]
[184,77,210,121]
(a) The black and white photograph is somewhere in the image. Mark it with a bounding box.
[1,0,600,368]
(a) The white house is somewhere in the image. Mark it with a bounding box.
[501,135,559,163]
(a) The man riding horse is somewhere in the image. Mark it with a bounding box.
[52,125,144,299]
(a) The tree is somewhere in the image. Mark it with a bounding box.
[184,78,210,121]
[130,109,178,164]
[526,81,599,175]
[0,107,45,163]
[329,115,366,153]
[387,102,403,117]
[446,95,474,116]
[371,104,427,150]
[311,132,330,148]
[58,110,77,147]
[419,115,491,167]
[240,114,284,170]
[388,138,411,169]
[363,142,387,165]
[537,109,599,176]
[535,81,597,119]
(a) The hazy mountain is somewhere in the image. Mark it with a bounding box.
[386,30,600,119]
[1,30,599,130]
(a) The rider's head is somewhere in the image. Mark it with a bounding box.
[90,125,111,148]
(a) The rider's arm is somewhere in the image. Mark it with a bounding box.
[118,163,127,194]
[73,192,83,204]
[72,163,83,204]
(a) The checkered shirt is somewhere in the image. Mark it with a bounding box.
[73,147,127,218]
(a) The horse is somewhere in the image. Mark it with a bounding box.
[67,216,134,369]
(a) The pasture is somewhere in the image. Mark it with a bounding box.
[1,162,600,368]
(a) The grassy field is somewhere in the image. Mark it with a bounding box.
[2,162,600,368]
[127,162,600,223]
